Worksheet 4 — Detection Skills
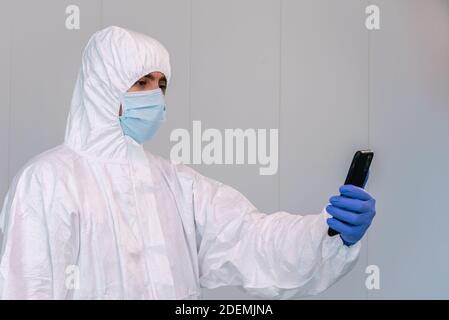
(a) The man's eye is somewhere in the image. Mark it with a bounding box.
[137,80,147,86]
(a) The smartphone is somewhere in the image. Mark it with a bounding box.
[328,150,374,237]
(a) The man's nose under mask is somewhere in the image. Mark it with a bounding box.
[119,88,166,144]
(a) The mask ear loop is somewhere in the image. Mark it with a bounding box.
[118,94,124,118]
[118,91,128,136]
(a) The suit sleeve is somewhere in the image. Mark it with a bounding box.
[185,167,361,299]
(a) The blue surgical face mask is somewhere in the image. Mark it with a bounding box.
[119,88,166,144]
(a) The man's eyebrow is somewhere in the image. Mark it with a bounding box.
[144,74,167,82]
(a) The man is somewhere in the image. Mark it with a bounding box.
[0,26,375,299]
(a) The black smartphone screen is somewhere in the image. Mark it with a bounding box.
[344,150,374,187]
[328,150,374,237]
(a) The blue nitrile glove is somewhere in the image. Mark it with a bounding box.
[326,185,376,246]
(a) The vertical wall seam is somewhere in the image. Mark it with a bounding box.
[366,0,371,301]
[278,0,282,212]
[189,0,193,132]
[7,11,13,186]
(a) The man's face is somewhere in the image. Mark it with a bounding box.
[119,71,167,116]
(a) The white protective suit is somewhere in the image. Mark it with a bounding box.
[0,26,361,300]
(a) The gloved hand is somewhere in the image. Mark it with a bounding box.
[326,185,376,246]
